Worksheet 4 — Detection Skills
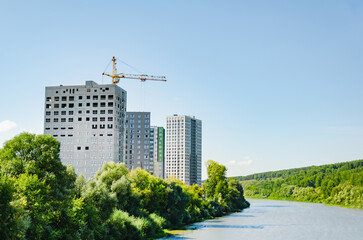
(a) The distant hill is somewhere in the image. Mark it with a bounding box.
[236,159,363,209]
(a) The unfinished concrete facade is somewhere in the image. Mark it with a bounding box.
[44,81,127,179]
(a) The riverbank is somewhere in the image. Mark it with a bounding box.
[238,159,363,209]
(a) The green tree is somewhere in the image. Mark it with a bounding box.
[0,175,17,240]
[204,160,228,200]
[0,133,86,239]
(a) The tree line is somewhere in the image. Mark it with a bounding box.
[0,133,249,240]
[236,160,363,208]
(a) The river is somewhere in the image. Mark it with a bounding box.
[160,199,363,240]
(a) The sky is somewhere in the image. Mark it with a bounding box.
[1,0,363,178]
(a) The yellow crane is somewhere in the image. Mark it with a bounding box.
[102,56,167,84]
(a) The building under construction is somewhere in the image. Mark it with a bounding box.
[44,80,127,179]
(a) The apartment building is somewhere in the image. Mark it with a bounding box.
[165,115,202,186]
[124,112,152,173]
[44,81,127,179]
[150,126,165,179]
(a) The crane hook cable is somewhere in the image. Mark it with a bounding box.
[102,58,113,75]
[116,57,146,74]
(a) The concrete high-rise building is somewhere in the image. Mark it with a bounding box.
[165,115,202,186]
[44,81,127,179]
[124,112,152,173]
[150,126,165,179]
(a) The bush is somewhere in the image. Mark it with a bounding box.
[105,210,140,240]
[149,213,167,230]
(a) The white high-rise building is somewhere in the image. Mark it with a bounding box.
[165,115,202,186]
[44,81,127,179]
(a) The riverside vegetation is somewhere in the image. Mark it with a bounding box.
[237,160,363,208]
[0,133,249,240]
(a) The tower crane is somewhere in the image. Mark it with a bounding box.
[102,56,167,84]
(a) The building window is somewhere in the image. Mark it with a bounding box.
[78,117,82,121]
[108,110,113,114]
[77,146,81,150]
[93,103,98,107]
[69,103,74,108]
[86,103,90,107]
[100,102,106,107]
[93,110,98,114]
[69,118,73,122]
[69,96,74,101]
[69,111,74,115]
[62,96,67,101]
[108,95,113,100]
[46,118,50,122]
[100,110,105,114]
[108,102,113,107]
[85,146,89,150]
[46,111,51,115]
[79,96,83,100]
[54,104,59,108]
[92,117,97,122]
[100,117,105,122]
[78,103,82,107]
[108,117,113,121]
[92,125,97,129]
[93,95,98,100]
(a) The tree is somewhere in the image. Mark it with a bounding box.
[204,160,228,201]
[0,133,74,198]
[0,133,85,239]
[0,175,17,240]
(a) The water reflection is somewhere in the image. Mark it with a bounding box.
[223,214,255,218]
[194,224,264,229]
[164,237,193,240]
[255,205,289,208]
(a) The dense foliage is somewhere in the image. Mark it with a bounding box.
[0,133,249,239]
[237,160,363,208]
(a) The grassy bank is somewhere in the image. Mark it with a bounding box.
[236,160,363,209]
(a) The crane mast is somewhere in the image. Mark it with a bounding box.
[102,56,167,84]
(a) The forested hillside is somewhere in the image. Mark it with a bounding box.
[236,160,363,208]
[0,133,249,240]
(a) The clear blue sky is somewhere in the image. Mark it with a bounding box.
[1,0,363,178]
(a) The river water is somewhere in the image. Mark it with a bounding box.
[161,199,363,240]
